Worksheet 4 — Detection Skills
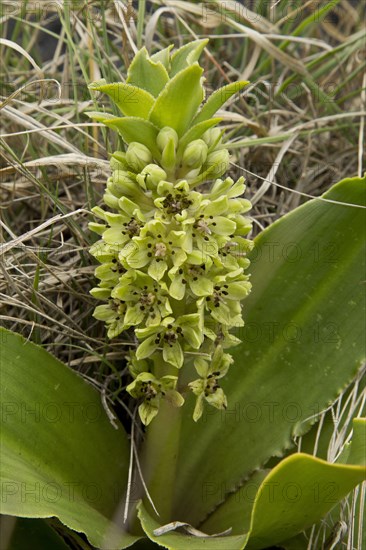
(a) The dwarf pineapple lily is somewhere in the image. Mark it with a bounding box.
[88,40,253,425]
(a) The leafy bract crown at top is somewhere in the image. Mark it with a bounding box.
[88,39,253,425]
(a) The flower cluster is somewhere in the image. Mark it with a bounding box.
[88,40,253,424]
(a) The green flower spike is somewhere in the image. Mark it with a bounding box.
[88,39,253,424]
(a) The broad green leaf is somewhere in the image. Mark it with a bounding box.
[89,80,155,119]
[176,118,222,159]
[141,176,366,526]
[127,48,169,97]
[149,64,204,136]
[193,81,249,124]
[137,502,249,550]
[0,328,138,549]
[170,39,208,77]
[246,454,365,549]
[104,117,161,159]
[201,420,366,549]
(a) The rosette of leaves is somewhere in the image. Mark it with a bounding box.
[87,39,252,425]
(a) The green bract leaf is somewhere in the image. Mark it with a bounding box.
[127,47,169,97]
[89,81,155,119]
[149,64,204,136]
[170,39,208,77]
[193,81,249,124]
[0,328,137,549]
[150,45,174,70]
[144,175,366,525]
[104,117,161,159]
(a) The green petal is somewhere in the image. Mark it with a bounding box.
[183,326,203,349]
[165,389,185,408]
[136,335,159,360]
[210,303,232,324]
[189,276,213,296]
[204,196,229,216]
[93,305,115,322]
[227,281,252,300]
[138,401,159,425]
[123,244,148,269]
[212,216,237,235]
[169,274,186,300]
[148,259,168,281]
[124,305,145,327]
[193,394,204,422]
[194,358,209,378]
[88,222,106,235]
[90,288,111,300]
[102,227,126,245]
[163,341,184,369]
[205,388,227,410]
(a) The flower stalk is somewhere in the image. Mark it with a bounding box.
[88,40,253,425]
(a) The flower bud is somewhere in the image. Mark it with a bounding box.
[111,151,129,170]
[126,142,152,172]
[108,171,136,198]
[202,127,222,149]
[205,148,230,178]
[137,164,167,191]
[157,127,178,152]
[182,139,208,169]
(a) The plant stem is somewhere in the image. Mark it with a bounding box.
[140,397,183,523]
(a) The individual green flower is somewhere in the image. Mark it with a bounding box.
[93,298,127,339]
[111,269,172,327]
[200,269,251,325]
[135,314,203,369]
[154,180,202,219]
[136,164,167,192]
[168,251,214,300]
[180,139,208,173]
[126,142,153,172]
[127,373,184,425]
[119,220,187,281]
[189,346,232,421]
